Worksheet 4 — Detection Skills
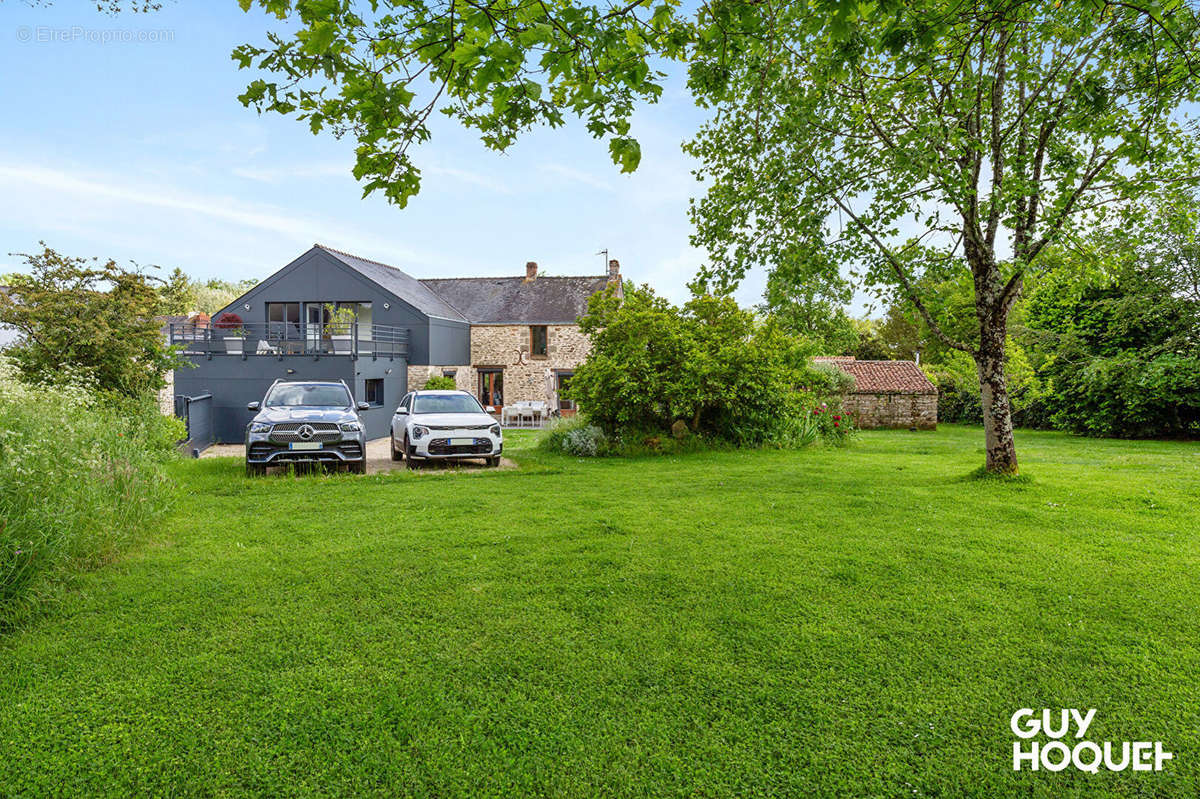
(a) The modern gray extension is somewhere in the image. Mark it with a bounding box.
[172,245,472,442]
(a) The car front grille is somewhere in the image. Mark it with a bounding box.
[428,438,493,455]
[268,422,342,443]
[426,424,494,431]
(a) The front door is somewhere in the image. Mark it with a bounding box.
[478,369,503,410]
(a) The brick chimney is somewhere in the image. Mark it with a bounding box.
[607,259,620,282]
[525,261,538,281]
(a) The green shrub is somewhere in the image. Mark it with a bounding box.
[1045,349,1200,438]
[568,285,851,449]
[422,376,458,390]
[922,346,1051,428]
[0,362,182,631]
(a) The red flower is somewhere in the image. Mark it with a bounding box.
[834,421,840,427]
[833,415,841,421]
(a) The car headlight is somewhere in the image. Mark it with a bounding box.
[340,421,362,432]
[411,425,429,440]
[249,422,271,434]
[490,424,501,437]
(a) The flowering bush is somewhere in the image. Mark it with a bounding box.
[0,360,182,631]
[807,401,856,445]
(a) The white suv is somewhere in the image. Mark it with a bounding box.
[390,390,503,468]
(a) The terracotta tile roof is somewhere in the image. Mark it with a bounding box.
[814,357,937,394]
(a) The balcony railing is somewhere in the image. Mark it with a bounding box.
[169,322,409,359]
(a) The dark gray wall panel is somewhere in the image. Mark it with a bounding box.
[175,354,405,443]
[427,317,471,364]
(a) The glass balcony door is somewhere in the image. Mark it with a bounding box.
[305,303,326,351]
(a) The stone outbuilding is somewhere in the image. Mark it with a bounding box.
[814,356,938,430]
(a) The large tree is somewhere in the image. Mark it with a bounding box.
[234,0,1200,472]
[686,0,1200,472]
[0,246,178,396]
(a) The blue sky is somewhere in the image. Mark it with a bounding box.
[0,2,772,306]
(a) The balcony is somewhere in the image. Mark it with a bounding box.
[169,322,409,360]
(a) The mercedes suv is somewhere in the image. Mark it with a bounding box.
[244,380,369,475]
[391,390,502,468]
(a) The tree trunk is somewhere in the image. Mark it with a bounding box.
[975,327,1018,475]
[966,235,1019,475]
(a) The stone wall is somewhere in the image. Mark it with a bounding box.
[843,392,937,430]
[406,364,473,393]
[157,368,175,416]
[406,324,591,406]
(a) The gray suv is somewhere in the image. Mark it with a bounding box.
[244,380,369,476]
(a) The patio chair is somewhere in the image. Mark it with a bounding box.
[526,401,549,425]
[501,401,528,426]
[255,339,279,355]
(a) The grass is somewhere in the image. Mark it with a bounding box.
[1,425,1198,797]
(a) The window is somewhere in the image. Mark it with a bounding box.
[265,383,351,408]
[413,394,486,414]
[399,393,412,411]
[266,303,300,340]
[442,369,457,379]
[364,379,384,407]
[353,302,373,342]
[556,371,575,410]
[530,325,548,358]
[478,368,504,407]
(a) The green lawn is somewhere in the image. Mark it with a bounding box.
[1,427,1198,797]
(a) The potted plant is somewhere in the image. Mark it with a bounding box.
[324,305,357,354]
[214,312,246,354]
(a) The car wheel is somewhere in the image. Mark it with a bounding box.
[351,459,367,475]
[390,434,402,461]
[405,435,419,470]
[487,456,500,468]
[246,462,265,477]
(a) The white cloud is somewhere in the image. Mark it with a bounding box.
[538,163,614,192]
[0,163,321,240]
[0,161,442,280]
[423,163,514,195]
[232,162,351,183]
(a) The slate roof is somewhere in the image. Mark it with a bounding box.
[814,357,937,394]
[310,245,612,324]
[315,245,469,322]
[420,275,610,324]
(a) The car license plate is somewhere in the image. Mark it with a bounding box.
[289,442,322,450]
[449,437,475,446]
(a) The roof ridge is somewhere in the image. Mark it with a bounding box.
[421,274,609,281]
[314,243,408,275]
[315,243,469,322]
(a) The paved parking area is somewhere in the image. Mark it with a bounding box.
[201,436,517,474]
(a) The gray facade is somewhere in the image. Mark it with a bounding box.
[175,246,464,443]
[211,247,470,365]
[175,353,407,442]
